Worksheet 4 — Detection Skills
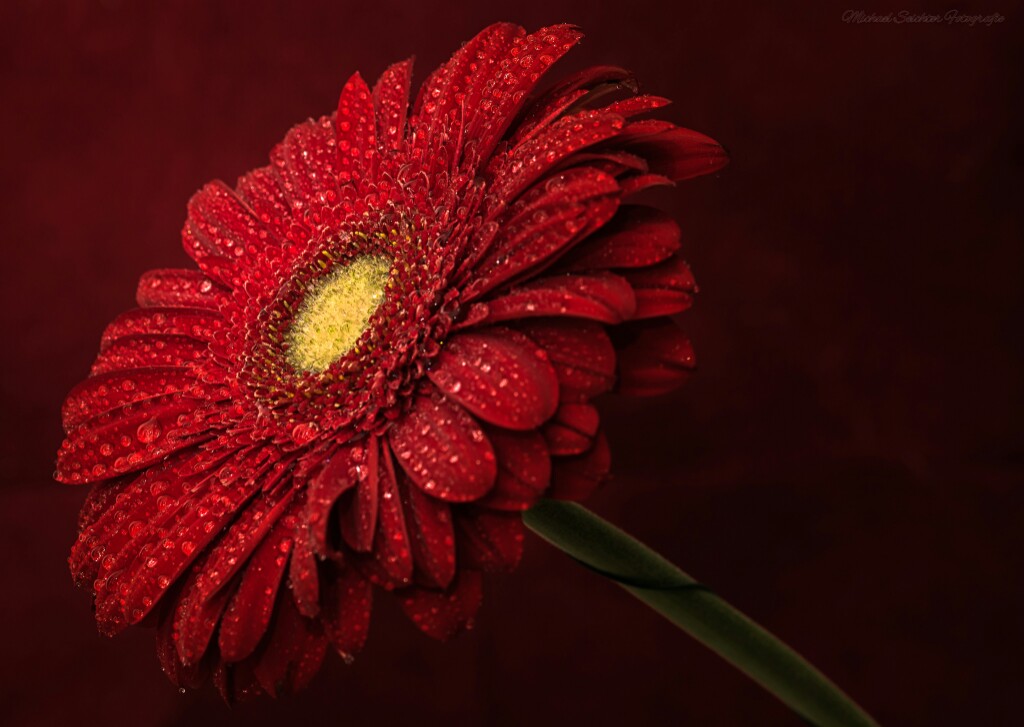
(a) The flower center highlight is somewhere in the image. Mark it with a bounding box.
[285,254,392,373]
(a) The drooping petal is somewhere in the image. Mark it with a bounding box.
[542,403,600,456]
[549,431,611,501]
[321,564,373,660]
[456,510,525,572]
[516,319,617,402]
[337,437,379,554]
[388,393,496,502]
[466,167,620,295]
[399,570,483,640]
[427,328,559,430]
[477,427,550,511]
[359,448,412,586]
[613,320,696,396]
[288,521,321,618]
[305,443,360,556]
[218,516,295,663]
[619,124,728,181]
[398,473,456,589]
[251,592,327,697]
[136,269,227,310]
[511,65,634,145]
[621,255,697,319]
[475,272,636,325]
[557,205,682,272]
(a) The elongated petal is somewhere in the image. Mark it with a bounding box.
[427,328,559,430]
[516,320,616,402]
[457,510,525,572]
[549,431,611,501]
[622,255,697,319]
[388,394,496,502]
[398,474,456,588]
[90,335,208,376]
[478,427,551,511]
[399,570,483,640]
[477,272,636,325]
[322,564,373,659]
[542,403,600,456]
[218,518,294,662]
[137,269,227,310]
[613,320,696,396]
[335,72,377,184]
[373,59,413,151]
[558,205,681,272]
[252,593,327,697]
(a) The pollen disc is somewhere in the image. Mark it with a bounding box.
[286,254,392,373]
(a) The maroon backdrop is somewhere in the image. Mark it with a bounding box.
[1,1,1021,725]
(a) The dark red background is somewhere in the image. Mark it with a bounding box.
[1,1,1020,725]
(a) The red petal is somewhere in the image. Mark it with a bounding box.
[602,94,671,118]
[622,255,697,319]
[622,125,728,181]
[252,593,327,697]
[173,563,238,666]
[274,116,340,207]
[490,110,624,203]
[412,23,523,164]
[512,66,633,145]
[136,269,227,310]
[218,519,294,663]
[289,522,321,618]
[456,510,525,572]
[156,602,209,689]
[235,166,291,241]
[322,565,373,660]
[542,403,600,456]
[361,449,412,585]
[397,474,456,589]
[100,308,222,350]
[338,437,379,554]
[372,59,413,151]
[305,443,360,557]
[335,72,377,184]
[477,272,636,325]
[516,319,616,402]
[558,206,681,272]
[91,335,207,376]
[466,167,620,296]
[56,395,211,484]
[464,24,583,159]
[549,431,611,501]
[427,328,559,430]
[182,181,277,278]
[614,320,696,396]
[388,394,496,502]
[399,570,483,640]
[478,427,550,511]
[61,367,196,431]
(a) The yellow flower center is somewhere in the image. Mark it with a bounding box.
[285,254,392,373]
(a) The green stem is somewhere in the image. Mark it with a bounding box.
[522,499,878,727]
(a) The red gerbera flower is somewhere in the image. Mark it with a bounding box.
[56,22,726,700]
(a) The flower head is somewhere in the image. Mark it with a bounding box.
[56,22,726,699]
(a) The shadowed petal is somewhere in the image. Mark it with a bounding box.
[427,328,559,430]
[388,393,497,501]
